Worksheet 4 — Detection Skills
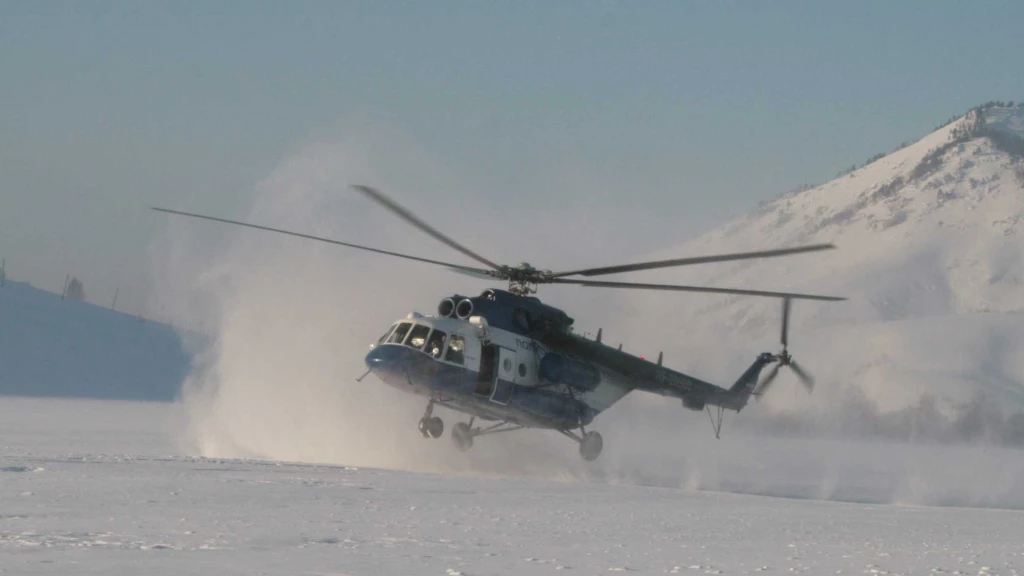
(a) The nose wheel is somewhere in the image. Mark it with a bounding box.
[418,416,444,439]
[418,400,444,439]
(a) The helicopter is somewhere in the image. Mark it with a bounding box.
[154,185,844,461]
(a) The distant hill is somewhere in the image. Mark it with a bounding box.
[612,105,1024,412]
[0,280,189,401]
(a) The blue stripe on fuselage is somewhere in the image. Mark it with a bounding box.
[365,344,594,430]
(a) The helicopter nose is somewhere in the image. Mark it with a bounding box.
[364,344,410,373]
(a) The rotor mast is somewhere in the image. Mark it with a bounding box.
[505,263,544,296]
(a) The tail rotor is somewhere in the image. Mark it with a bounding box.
[754,297,815,400]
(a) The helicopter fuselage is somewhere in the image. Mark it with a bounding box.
[363,288,779,436]
[365,313,631,430]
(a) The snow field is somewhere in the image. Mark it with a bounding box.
[3,398,1024,575]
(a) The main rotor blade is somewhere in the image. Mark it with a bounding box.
[351,185,503,272]
[549,278,846,302]
[548,244,836,279]
[781,297,791,348]
[789,361,815,392]
[448,267,502,281]
[754,364,781,400]
[152,207,499,278]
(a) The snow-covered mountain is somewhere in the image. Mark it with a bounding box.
[611,105,1024,414]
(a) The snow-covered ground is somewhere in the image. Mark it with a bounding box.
[3,396,1024,575]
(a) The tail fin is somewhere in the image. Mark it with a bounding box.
[726,353,775,409]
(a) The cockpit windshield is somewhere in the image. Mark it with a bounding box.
[387,322,412,345]
[382,322,465,364]
[405,324,431,350]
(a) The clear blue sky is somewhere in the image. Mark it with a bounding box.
[2,1,1022,314]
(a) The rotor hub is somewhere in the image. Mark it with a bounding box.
[503,262,553,295]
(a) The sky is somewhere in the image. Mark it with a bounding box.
[1,1,1023,315]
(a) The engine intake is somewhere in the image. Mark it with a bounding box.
[455,299,475,319]
[437,298,456,317]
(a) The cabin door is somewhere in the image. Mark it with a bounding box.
[490,347,518,405]
[474,344,517,404]
[475,344,498,397]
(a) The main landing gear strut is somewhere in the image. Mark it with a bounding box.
[415,400,603,461]
[416,400,528,450]
[451,417,524,452]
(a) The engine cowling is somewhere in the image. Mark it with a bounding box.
[434,289,574,337]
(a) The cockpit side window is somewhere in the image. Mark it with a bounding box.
[445,334,466,365]
[405,324,432,350]
[387,322,412,344]
[377,324,397,344]
[426,329,447,358]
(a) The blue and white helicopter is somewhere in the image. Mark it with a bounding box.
[156,186,843,461]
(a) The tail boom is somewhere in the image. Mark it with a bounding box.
[713,352,776,411]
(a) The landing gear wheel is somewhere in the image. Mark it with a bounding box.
[426,417,443,439]
[452,422,474,452]
[418,416,444,439]
[579,431,603,461]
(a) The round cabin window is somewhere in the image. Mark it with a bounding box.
[518,363,527,378]
[503,358,512,372]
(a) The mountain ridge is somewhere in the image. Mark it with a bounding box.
[610,104,1024,417]
[0,279,189,400]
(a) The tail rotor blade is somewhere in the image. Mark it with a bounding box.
[754,364,781,401]
[780,297,791,349]
[789,360,815,392]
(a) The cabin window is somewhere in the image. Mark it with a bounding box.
[426,329,447,358]
[503,358,512,372]
[518,363,527,378]
[387,322,412,344]
[445,335,466,365]
[405,324,431,350]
